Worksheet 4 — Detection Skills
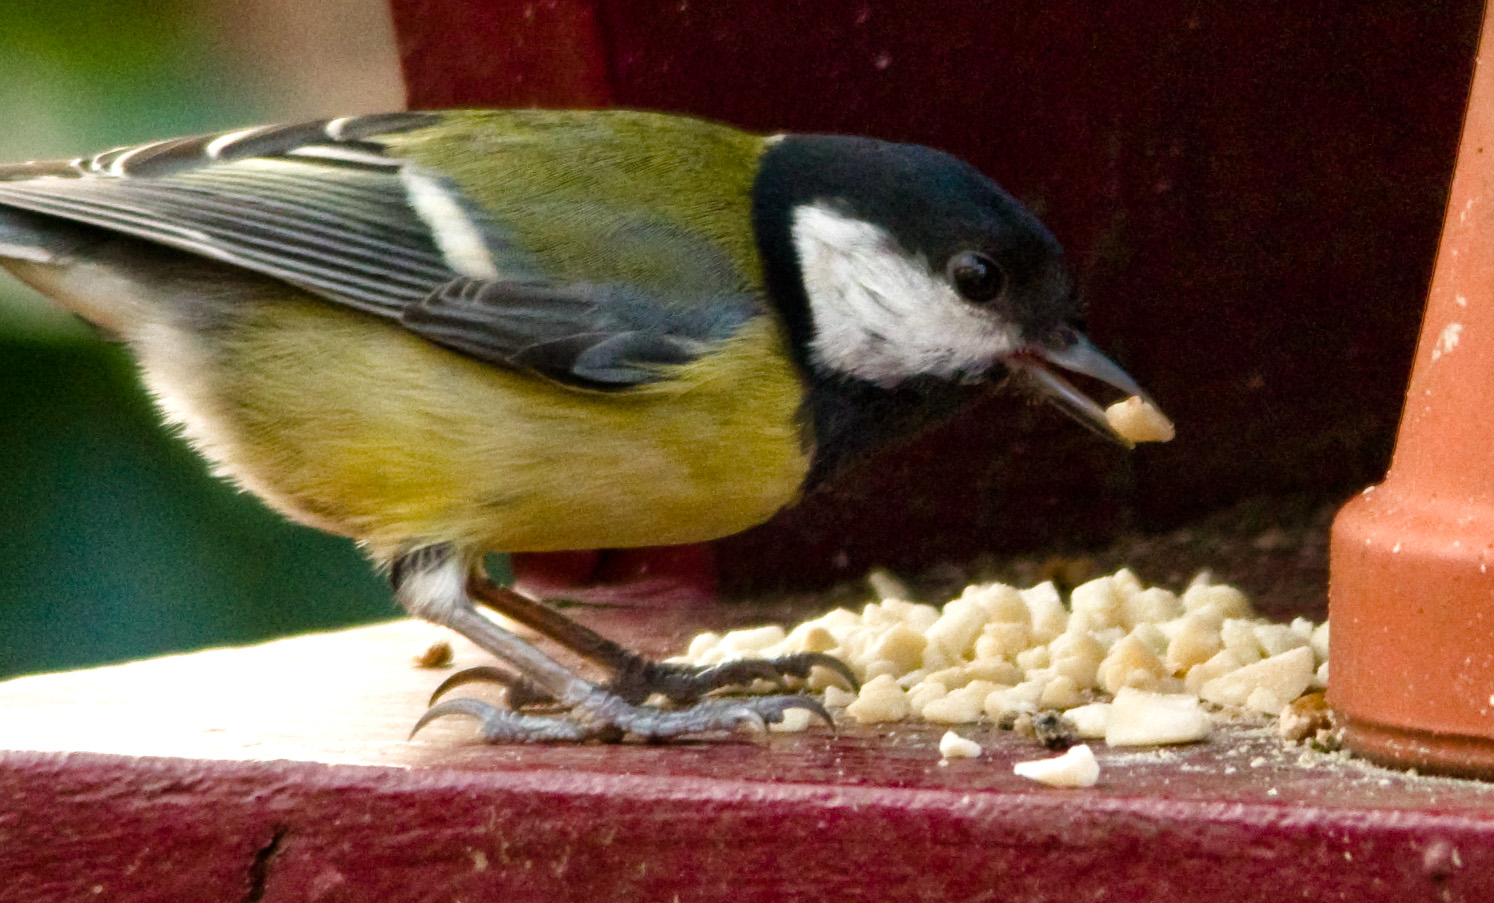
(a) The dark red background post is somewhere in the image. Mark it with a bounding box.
[390,0,1484,593]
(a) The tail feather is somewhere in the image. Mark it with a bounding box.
[0,207,76,264]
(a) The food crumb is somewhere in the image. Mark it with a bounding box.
[823,685,858,708]
[1065,702,1111,739]
[1105,688,1211,747]
[1104,396,1176,443]
[845,674,911,724]
[768,707,813,733]
[1200,646,1315,711]
[1277,691,1339,746]
[414,640,454,669]
[939,730,983,760]
[1013,744,1101,788]
[1031,710,1079,750]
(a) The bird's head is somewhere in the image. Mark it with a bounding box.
[753,134,1157,444]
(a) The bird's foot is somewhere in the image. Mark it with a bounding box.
[461,576,857,703]
[609,651,859,704]
[412,687,832,743]
[428,651,858,708]
[394,548,845,744]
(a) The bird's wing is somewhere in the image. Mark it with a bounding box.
[0,113,474,317]
[402,277,754,388]
[0,112,761,388]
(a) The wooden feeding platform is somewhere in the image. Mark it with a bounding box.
[4,606,1493,902]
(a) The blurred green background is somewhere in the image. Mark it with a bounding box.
[0,0,411,678]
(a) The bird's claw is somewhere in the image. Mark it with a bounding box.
[617,651,859,704]
[411,696,606,742]
[428,665,554,708]
[755,693,835,729]
[764,651,861,692]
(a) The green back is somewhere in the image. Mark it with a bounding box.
[387,110,770,306]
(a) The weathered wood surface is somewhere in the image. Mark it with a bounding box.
[3,615,1494,902]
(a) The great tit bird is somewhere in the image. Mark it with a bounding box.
[0,109,1157,742]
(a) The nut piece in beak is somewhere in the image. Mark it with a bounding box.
[1104,396,1175,444]
[1008,333,1172,447]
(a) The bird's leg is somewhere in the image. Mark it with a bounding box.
[462,570,858,705]
[394,544,832,743]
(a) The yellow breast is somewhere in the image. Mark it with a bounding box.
[169,296,810,560]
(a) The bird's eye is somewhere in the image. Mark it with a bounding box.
[948,251,1006,303]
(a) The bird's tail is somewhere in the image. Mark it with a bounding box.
[0,207,162,337]
[0,206,71,263]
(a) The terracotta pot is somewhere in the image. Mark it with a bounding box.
[1329,8,1494,777]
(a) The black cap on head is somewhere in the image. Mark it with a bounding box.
[751,133,1158,485]
[752,134,1080,372]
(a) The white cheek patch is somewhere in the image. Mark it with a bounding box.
[791,203,1018,386]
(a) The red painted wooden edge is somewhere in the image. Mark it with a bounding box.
[2,746,1492,903]
[5,620,1494,901]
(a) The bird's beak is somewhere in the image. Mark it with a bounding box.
[1005,333,1163,447]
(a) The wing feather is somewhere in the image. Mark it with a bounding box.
[0,113,488,315]
[0,112,762,388]
[402,277,756,388]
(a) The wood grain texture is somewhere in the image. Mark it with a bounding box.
[4,617,1494,901]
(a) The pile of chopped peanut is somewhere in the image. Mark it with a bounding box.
[678,569,1329,747]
